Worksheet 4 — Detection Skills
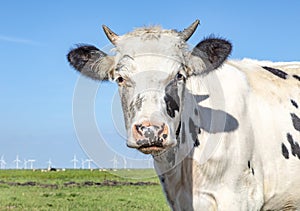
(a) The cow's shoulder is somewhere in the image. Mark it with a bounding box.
[226,59,300,104]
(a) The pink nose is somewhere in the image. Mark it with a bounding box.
[132,121,168,147]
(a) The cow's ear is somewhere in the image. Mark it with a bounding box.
[67,45,115,80]
[189,37,232,75]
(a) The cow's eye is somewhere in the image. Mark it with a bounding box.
[115,76,125,85]
[175,72,185,81]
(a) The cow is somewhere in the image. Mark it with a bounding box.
[67,20,300,210]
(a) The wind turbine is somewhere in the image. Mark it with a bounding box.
[71,155,78,169]
[47,158,52,169]
[27,159,36,169]
[123,156,127,169]
[110,154,119,170]
[13,155,21,169]
[81,158,85,169]
[24,159,28,169]
[0,155,6,169]
[85,159,93,170]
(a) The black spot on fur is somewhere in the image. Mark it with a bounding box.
[293,75,300,81]
[164,80,180,118]
[175,121,181,139]
[135,94,144,111]
[262,66,288,79]
[291,113,300,132]
[189,118,200,147]
[194,108,199,116]
[287,133,300,159]
[129,94,145,120]
[247,161,255,175]
[194,139,200,147]
[120,89,131,128]
[291,99,298,109]
[159,175,165,184]
[281,143,289,159]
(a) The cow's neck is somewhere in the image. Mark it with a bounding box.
[153,84,201,208]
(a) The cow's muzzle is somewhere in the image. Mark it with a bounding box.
[131,121,168,154]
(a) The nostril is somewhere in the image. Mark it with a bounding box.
[135,124,143,136]
[159,124,169,141]
[157,123,167,136]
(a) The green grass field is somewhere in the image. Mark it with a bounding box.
[0,169,169,210]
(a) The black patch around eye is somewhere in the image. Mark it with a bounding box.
[293,75,300,81]
[281,143,289,159]
[262,66,288,79]
[291,113,300,132]
[291,99,299,109]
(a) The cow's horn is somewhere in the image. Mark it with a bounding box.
[102,25,119,45]
[180,19,200,41]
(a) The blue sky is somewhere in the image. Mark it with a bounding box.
[0,1,299,169]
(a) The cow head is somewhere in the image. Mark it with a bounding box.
[67,20,231,156]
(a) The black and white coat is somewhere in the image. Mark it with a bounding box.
[67,20,300,210]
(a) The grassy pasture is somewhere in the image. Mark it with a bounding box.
[0,169,169,210]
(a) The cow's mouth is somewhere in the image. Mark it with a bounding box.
[138,145,165,154]
[136,137,166,154]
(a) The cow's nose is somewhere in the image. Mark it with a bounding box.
[132,121,168,147]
